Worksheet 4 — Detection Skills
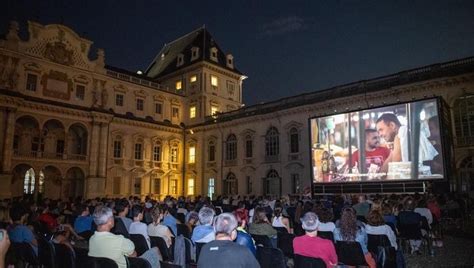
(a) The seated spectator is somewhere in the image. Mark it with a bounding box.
[129,205,151,248]
[197,213,259,268]
[0,207,11,229]
[191,207,215,243]
[414,199,433,227]
[271,206,291,233]
[74,204,93,235]
[8,205,38,255]
[334,208,376,268]
[293,212,337,267]
[234,207,256,256]
[89,206,160,268]
[185,211,199,234]
[0,229,11,268]
[398,199,423,254]
[248,207,277,238]
[382,203,397,231]
[162,206,178,237]
[148,206,174,248]
[317,208,336,233]
[365,210,397,249]
[352,195,371,221]
[38,204,59,232]
[115,199,132,232]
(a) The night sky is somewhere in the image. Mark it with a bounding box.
[2,0,474,105]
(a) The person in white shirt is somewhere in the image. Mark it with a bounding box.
[365,210,397,250]
[148,206,174,248]
[271,206,291,233]
[414,199,433,226]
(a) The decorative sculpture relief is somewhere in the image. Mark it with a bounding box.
[44,41,74,66]
[0,55,20,90]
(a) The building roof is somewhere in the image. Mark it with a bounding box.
[145,26,243,79]
[199,56,474,125]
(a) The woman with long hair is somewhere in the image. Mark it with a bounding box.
[147,205,174,248]
[334,208,376,268]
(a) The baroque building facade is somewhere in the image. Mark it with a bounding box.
[1,21,474,200]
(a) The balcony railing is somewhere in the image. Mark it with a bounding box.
[13,151,87,161]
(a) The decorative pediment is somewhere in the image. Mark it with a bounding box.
[240,128,256,137]
[134,89,148,97]
[284,120,304,130]
[153,94,165,101]
[113,84,128,93]
[170,98,181,105]
[73,74,90,84]
[23,62,42,73]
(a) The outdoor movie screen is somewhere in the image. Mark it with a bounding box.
[310,99,445,183]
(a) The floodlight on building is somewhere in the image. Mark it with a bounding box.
[137,70,143,75]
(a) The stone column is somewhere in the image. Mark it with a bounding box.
[2,109,16,172]
[97,123,109,178]
[88,122,101,177]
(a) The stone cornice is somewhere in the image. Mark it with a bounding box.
[112,117,182,133]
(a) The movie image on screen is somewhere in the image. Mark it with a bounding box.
[310,99,444,183]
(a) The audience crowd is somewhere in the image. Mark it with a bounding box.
[0,191,471,268]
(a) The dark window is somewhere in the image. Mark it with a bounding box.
[155,103,162,114]
[113,140,122,158]
[245,137,253,158]
[26,74,37,91]
[153,177,161,193]
[76,85,85,100]
[265,127,279,156]
[56,140,65,154]
[208,141,215,162]
[153,145,161,161]
[136,99,144,111]
[290,128,299,153]
[134,143,143,160]
[115,94,124,106]
[226,134,237,160]
[172,107,179,117]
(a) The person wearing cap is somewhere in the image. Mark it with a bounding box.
[293,212,337,267]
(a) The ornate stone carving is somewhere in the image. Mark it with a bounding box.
[41,70,72,100]
[0,55,20,90]
[44,41,74,66]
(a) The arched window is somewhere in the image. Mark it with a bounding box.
[153,141,162,162]
[208,140,216,162]
[264,169,281,196]
[289,127,299,153]
[245,135,253,158]
[265,127,279,156]
[23,168,35,194]
[224,172,238,195]
[225,134,237,160]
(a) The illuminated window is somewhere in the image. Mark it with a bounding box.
[187,178,194,196]
[171,145,178,163]
[208,177,215,199]
[189,146,196,163]
[176,81,182,90]
[136,98,144,111]
[26,74,37,91]
[23,168,35,194]
[190,106,196,118]
[211,75,218,87]
[170,178,178,194]
[190,75,197,83]
[211,106,219,116]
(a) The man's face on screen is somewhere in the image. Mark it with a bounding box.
[366,132,381,149]
[376,121,397,142]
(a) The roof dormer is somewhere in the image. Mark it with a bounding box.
[210,47,218,62]
[176,53,184,67]
[191,46,200,61]
[226,54,234,69]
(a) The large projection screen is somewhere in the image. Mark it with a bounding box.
[310,99,445,183]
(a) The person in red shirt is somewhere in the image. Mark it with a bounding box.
[349,129,391,173]
[293,212,337,267]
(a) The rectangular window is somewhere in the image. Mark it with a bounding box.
[136,98,144,111]
[175,81,182,90]
[211,106,218,116]
[75,85,85,100]
[153,177,161,194]
[113,140,122,158]
[208,178,215,199]
[290,133,299,153]
[211,75,218,87]
[170,179,178,194]
[292,174,300,193]
[190,75,197,83]
[172,107,179,118]
[245,139,253,158]
[189,146,196,163]
[134,177,141,194]
[26,74,37,91]
[171,147,178,163]
[190,106,196,118]
[155,103,162,114]
[187,178,194,196]
[134,143,143,160]
[153,146,161,161]
[247,176,252,194]
[113,177,121,194]
[226,81,235,94]
[13,135,19,151]
[208,144,215,162]
[115,94,124,106]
